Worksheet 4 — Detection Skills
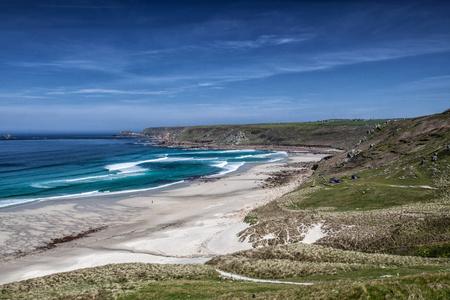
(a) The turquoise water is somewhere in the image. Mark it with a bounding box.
[0,135,286,208]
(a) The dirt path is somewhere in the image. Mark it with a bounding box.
[388,185,437,189]
[216,269,313,285]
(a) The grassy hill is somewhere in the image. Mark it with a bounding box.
[1,261,448,299]
[229,111,449,254]
[141,119,385,149]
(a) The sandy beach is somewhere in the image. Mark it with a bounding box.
[0,151,329,285]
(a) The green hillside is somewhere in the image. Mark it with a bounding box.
[141,119,385,149]
[230,110,450,257]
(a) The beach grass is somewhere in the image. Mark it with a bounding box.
[120,279,295,300]
[0,263,216,300]
[207,243,449,281]
[1,264,447,299]
[121,273,450,299]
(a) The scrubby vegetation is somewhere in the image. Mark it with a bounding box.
[237,273,450,299]
[0,263,216,299]
[1,263,448,299]
[236,111,450,257]
[122,273,450,299]
[207,243,448,281]
[121,279,297,300]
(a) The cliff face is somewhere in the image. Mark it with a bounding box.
[141,120,386,150]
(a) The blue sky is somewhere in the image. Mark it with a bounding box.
[1,0,449,133]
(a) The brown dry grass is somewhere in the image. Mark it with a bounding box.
[0,263,216,300]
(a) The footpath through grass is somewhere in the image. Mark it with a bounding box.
[207,243,449,282]
[1,263,448,299]
[120,272,450,299]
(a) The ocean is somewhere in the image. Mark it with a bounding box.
[0,135,286,208]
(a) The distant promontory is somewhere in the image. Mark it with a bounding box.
[114,131,147,138]
[120,119,389,150]
[0,134,15,140]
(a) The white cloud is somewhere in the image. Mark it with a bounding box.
[47,89,169,96]
[0,91,48,99]
[130,36,450,89]
[135,34,312,57]
[10,59,122,73]
[214,34,312,50]
[396,75,450,92]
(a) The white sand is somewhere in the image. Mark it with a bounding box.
[301,223,327,244]
[206,222,252,254]
[0,151,328,285]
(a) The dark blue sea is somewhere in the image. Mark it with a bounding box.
[0,135,286,208]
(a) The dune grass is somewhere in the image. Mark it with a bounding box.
[1,262,448,299]
[121,273,449,299]
[0,263,216,300]
[248,273,450,300]
[120,279,296,300]
[207,243,449,281]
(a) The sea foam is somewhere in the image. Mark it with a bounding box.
[208,161,245,177]
[2,181,185,209]
[105,157,168,173]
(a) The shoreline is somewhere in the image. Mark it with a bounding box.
[0,149,278,213]
[0,150,330,285]
[150,141,343,154]
[0,146,292,211]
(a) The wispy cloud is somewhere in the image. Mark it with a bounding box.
[136,34,312,56]
[136,45,202,56]
[396,75,450,92]
[0,91,48,99]
[9,21,448,94]
[213,34,312,50]
[203,36,450,86]
[131,35,450,90]
[47,88,169,96]
[74,89,166,95]
[9,59,124,74]
[40,5,126,9]
[275,36,450,71]
[25,35,450,102]
[119,99,147,104]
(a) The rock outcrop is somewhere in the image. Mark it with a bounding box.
[114,131,146,138]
